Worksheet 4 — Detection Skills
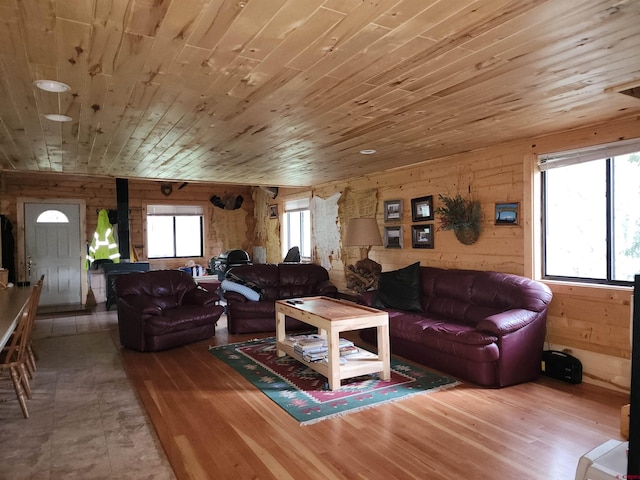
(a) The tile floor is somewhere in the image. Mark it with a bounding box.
[0,307,176,480]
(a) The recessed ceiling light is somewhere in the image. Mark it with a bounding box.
[44,114,73,122]
[359,149,377,155]
[34,80,71,93]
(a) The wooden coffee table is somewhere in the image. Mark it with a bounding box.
[276,296,390,390]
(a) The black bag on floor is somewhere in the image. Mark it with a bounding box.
[541,350,583,384]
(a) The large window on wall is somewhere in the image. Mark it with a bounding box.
[147,205,204,259]
[540,139,640,285]
[282,197,311,261]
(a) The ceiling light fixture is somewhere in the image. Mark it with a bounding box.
[359,149,377,155]
[44,114,73,122]
[33,80,71,93]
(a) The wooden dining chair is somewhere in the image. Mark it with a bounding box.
[4,275,44,379]
[23,275,44,377]
[0,282,42,418]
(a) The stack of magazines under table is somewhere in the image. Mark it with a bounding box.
[287,334,360,364]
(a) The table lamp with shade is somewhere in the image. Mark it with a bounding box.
[344,218,383,260]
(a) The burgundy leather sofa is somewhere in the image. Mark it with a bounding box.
[358,266,552,388]
[223,263,338,334]
[115,269,224,352]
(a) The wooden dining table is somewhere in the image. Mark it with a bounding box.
[0,286,33,350]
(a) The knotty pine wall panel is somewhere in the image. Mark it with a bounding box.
[314,142,528,275]
[0,172,254,273]
[252,187,283,265]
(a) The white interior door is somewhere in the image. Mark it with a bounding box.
[24,202,82,306]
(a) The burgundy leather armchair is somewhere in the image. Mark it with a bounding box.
[115,270,224,352]
[223,263,338,334]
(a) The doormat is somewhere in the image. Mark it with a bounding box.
[36,304,92,319]
[209,337,458,425]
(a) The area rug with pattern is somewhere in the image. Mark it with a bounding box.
[208,337,459,425]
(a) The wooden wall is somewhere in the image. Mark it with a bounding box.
[252,187,282,265]
[311,140,529,288]
[257,116,640,392]
[0,172,255,276]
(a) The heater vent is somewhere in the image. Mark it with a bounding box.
[619,86,640,100]
[608,80,640,100]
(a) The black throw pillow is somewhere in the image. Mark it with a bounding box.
[373,262,423,312]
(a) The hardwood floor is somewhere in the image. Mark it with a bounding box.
[121,325,629,480]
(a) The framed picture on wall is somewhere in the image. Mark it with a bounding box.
[495,202,519,225]
[411,195,434,222]
[384,200,403,222]
[384,226,403,248]
[268,204,278,219]
[411,224,434,248]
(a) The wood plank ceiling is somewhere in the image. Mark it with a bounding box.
[0,0,639,188]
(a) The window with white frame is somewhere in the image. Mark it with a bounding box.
[282,197,311,261]
[146,204,204,259]
[540,139,640,285]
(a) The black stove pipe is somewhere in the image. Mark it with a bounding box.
[116,178,130,262]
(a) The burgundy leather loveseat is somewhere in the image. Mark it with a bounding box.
[223,263,338,334]
[358,265,552,388]
[115,269,224,352]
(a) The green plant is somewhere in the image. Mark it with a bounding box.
[435,194,482,244]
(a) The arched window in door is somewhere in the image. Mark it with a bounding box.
[36,210,70,223]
